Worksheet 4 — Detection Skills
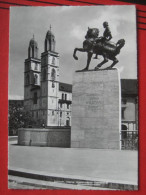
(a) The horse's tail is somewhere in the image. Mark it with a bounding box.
[116,39,125,54]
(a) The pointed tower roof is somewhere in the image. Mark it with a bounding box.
[29,34,38,47]
[46,25,55,39]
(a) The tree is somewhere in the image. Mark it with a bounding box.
[9,103,36,135]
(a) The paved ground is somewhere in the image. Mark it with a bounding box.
[8,137,138,189]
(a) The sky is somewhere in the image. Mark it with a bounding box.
[9,5,137,99]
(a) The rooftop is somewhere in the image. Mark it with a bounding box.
[121,79,137,96]
[59,82,72,93]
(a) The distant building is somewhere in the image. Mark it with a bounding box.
[121,79,138,150]
[121,79,138,130]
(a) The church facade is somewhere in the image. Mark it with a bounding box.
[24,29,72,127]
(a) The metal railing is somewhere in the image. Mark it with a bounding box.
[120,130,138,150]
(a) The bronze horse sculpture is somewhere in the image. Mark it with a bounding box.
[73,28,125,71]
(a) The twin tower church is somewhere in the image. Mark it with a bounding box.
[24,28,72,127]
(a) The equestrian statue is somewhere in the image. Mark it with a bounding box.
[73,21,125,71]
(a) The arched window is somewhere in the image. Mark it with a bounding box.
[34,74,38,84]
[51,68,56,81]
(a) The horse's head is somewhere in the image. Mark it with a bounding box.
[86,28,99,39]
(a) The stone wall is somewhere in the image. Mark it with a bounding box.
[18,127,71,147]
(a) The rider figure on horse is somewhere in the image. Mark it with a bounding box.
[94,21,112,59]
[73,21,125,71]
[103,21,112,41]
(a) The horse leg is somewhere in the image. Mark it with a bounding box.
[82,52,93,71]
[108,57,119,68]
[73,48,86,60]
[95,55,108,70]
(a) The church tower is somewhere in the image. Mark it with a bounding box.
[24,36,41,115]
[41,26,60,126]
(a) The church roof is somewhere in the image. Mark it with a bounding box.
[46,30,55,39]
[121,79,137,96]
[59,82,72,93]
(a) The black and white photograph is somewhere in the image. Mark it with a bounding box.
[8,5,138,190]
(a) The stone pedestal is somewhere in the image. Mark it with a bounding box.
[71,69,121,149]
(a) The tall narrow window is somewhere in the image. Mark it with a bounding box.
[62,93,64,100]
[121,124,127,139]
[51,68,56,81]
[66,117,70,126]
[122,107,126,120]
[33,92,37,104]
[65,94,67,100]
[52,57,55,64]
[60,111,62,117]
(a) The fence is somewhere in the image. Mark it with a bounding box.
[120,130,138,150]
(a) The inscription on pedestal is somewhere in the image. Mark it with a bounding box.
[71,69,121,149]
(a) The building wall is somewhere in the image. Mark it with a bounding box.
[58,91,72,126]
[122,96,137,131]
